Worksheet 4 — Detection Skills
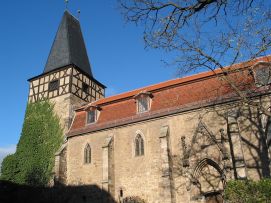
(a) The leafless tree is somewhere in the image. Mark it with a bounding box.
[119,0,271,115]
[119,2,271,199]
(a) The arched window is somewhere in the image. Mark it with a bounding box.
[135,134,144,156]
[84,144,91,164]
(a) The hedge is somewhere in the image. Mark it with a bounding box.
[225,179,271,203]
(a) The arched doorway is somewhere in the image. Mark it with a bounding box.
[191,158,225,203]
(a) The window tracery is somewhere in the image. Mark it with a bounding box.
[84,144,91,164]
[135,134,144,156]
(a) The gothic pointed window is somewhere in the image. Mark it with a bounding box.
[84,144,91,164]
[266,117,271,148]
[135,134,144,156]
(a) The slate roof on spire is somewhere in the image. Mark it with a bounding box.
[44,10,92,77]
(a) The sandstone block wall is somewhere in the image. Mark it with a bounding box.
[66,100,271,203]
[51,94,86,133]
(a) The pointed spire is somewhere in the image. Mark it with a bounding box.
[44,11,92,77]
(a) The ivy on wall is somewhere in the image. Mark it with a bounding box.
[0,100,63,186]
[225,179,271,203]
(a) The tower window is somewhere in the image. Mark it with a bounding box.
[84,144,91,164]
[87,110,96,124]
[82,82,89,94]
[135,134,144,156]
[120,189,123,197]
[48,80,59,91]
[137,97,149,113]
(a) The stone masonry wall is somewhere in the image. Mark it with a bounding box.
[50,93,86,133]
[66,99,271,203]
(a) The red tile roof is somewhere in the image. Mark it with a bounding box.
[67,55,271,137]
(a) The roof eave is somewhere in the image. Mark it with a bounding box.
[28,64,106,88]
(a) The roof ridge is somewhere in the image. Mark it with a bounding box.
[78,55,271,110]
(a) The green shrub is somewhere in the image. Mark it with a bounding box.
[225,179,271,203]
[0,154,19,181]
[0,100,63,186]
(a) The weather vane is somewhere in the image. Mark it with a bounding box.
[77,9,81,19]
[65,0,69,10]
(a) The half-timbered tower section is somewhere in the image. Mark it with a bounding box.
[28,66,104,103]
[27,11,105,132]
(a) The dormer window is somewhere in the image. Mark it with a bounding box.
[85,105,101,124]
[87,110,96,124]
[252,62,271,87]
[134,91,153,113]
[138,97,149,113]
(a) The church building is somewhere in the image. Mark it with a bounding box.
[28,11,271,203]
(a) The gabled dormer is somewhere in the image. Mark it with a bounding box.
[84,105,101,124]
[252,61,271,87]
[133,91,153,113]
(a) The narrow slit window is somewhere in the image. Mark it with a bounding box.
[135,134,144,156]
[267,117,271,148]
[84,144,91,164]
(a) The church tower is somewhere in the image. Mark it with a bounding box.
[28,11,105,132]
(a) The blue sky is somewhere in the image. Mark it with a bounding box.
[0,1,176,161]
